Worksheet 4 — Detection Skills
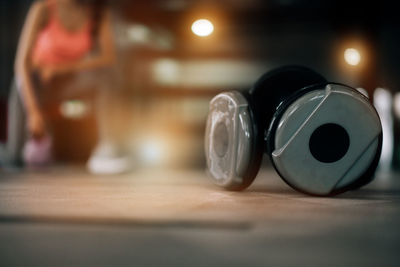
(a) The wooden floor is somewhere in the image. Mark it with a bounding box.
[0,166,399,267]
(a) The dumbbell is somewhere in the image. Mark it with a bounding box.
[205,66,382,196]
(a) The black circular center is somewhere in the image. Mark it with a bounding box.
[213,122,229,157]
[309,123,350,163]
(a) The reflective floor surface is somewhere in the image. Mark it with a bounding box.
[0,167,399,266]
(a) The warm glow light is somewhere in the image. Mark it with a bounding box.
[344,48,361,66]
[191,19,214,37]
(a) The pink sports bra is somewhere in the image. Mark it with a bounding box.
[32,0,93,66]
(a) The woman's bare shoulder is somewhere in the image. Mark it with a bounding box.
[30,0,46,12]
[26,1,50,25]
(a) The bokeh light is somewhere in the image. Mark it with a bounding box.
[139,139,165,165]
[344,48,361,66]
[191,19,214,37]
[60,100,89,119]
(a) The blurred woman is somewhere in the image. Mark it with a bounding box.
[1,0,131,173]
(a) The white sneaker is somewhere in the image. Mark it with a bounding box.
[87,143,133,175]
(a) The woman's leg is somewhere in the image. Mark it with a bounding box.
[52,69,133,173]
[87,69,134,174]
[57,69,128,146]
[0,78,26,166]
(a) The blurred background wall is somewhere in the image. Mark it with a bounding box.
[1,0,400,169]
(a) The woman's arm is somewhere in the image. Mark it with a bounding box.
[44,9,115,78]
[14,1,48,138]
